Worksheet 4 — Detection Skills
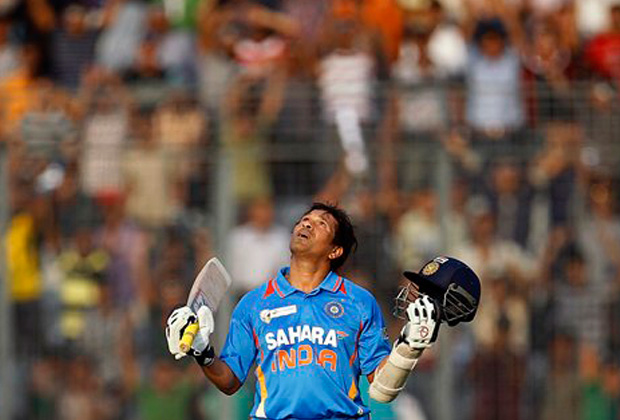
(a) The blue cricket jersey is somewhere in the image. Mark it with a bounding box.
[220,267,391,420]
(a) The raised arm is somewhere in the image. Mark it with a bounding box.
[369,296,439,402]
[166,306,242,394]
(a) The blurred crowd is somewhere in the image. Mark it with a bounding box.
[2,0,620,419]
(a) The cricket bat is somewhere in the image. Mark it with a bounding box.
[179,257,232,354]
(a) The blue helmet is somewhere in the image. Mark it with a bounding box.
[397,256,481,326]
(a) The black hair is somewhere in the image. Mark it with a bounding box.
[473,18,508,44]
[303,202,357,272]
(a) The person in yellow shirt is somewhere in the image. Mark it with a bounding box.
[5,177,43,356]
[58,227,109,341]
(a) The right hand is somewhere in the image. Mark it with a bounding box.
[401,295,440,350]
[166,306,214,360]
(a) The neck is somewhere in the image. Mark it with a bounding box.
[288,255,332,293]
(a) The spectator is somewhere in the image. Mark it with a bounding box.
[317,28,375,125]
[227,196,289,294]
[221,71,284,204]
[578,176,620,287]
[577,0,618,38]
[80,282,133,403]
[231,6,295,79]
[465,16,524,134]
[122,112,181,228]
[394,187,442,271]
[143,5,195,85]
[462,1,526,154]
[389,3,456,127]
[384,2,463,191]
[19,82,75,157]
[528,120,583,234]
[585,2,620,82]
[123,36,168,106]
[153,91,206,152]
[28,356,59,419]
[609,268,620,363]
[469,316,525,420]
[95,193,150,310]
[5,177,45,357]
[579,346,620,420]
[472,276,529,354]
[454,198,537,286]
[135,358,197,420]
[282,0,329,45]
[80,70,130,198]
[53,162,100,244]
[522,17,576,125]
[0,17,20,78]
[57,227,108,342]
[551,244,608,356]
[96,0,148,72]
[0,44,45,139]
[539,333,581,420]
[50,5,99,90]
[152,91,207,204]
[485,161,532,248]
[56,355,104,420]
[317,0,386,125]
[195,2,241,113]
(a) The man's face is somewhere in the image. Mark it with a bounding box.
[480,33,505,59]
[290,209,341,262]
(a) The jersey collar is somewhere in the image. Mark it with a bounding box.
[274,267,343,297]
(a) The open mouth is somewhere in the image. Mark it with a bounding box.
[297,230,310,239]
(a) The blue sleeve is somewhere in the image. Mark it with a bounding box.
[219,298,257,384]
[357,296,391,375]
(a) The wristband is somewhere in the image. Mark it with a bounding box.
[192,344,216,367]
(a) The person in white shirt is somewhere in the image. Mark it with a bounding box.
[227,196,290,294]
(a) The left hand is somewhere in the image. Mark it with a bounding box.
[166,305,215,360]
[166,306,195,359]
[401,295,440,350]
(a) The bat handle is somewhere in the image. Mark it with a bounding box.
[179,322,199,353]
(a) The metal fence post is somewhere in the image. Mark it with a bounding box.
[0,142,14,420]
[213,143,236,419]
[435,145,453,420]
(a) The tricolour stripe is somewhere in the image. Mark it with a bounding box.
[255,366,268,418]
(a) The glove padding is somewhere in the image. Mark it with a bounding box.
[166,306,214,360]
[401,295,440,350]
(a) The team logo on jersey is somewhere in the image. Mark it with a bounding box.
[336,331,349,340]
[422,261,440,276]
[324,301,344,318]
[260,305,297,324]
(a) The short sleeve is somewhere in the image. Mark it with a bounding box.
[219,299,257,384]
[357,296,391,375]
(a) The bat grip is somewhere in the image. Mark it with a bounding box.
[179,322,199,353]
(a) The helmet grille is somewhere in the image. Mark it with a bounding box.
[443,283,476,325]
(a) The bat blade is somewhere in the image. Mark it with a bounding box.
[187,257,232,314]
[179,257,232,354]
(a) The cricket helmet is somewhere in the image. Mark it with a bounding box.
[395,256,481,326]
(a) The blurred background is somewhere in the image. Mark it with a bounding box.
[1,0,620,419]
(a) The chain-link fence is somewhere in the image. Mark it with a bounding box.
[2,1,620,418]
[2,75,620,420]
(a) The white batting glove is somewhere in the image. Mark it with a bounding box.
[189,306,214,355]
[401,295,440,350]
[166,306,195,358]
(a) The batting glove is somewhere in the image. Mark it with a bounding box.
[166,306,194,357]
[400,295,440,350]
[165,306,215,365]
